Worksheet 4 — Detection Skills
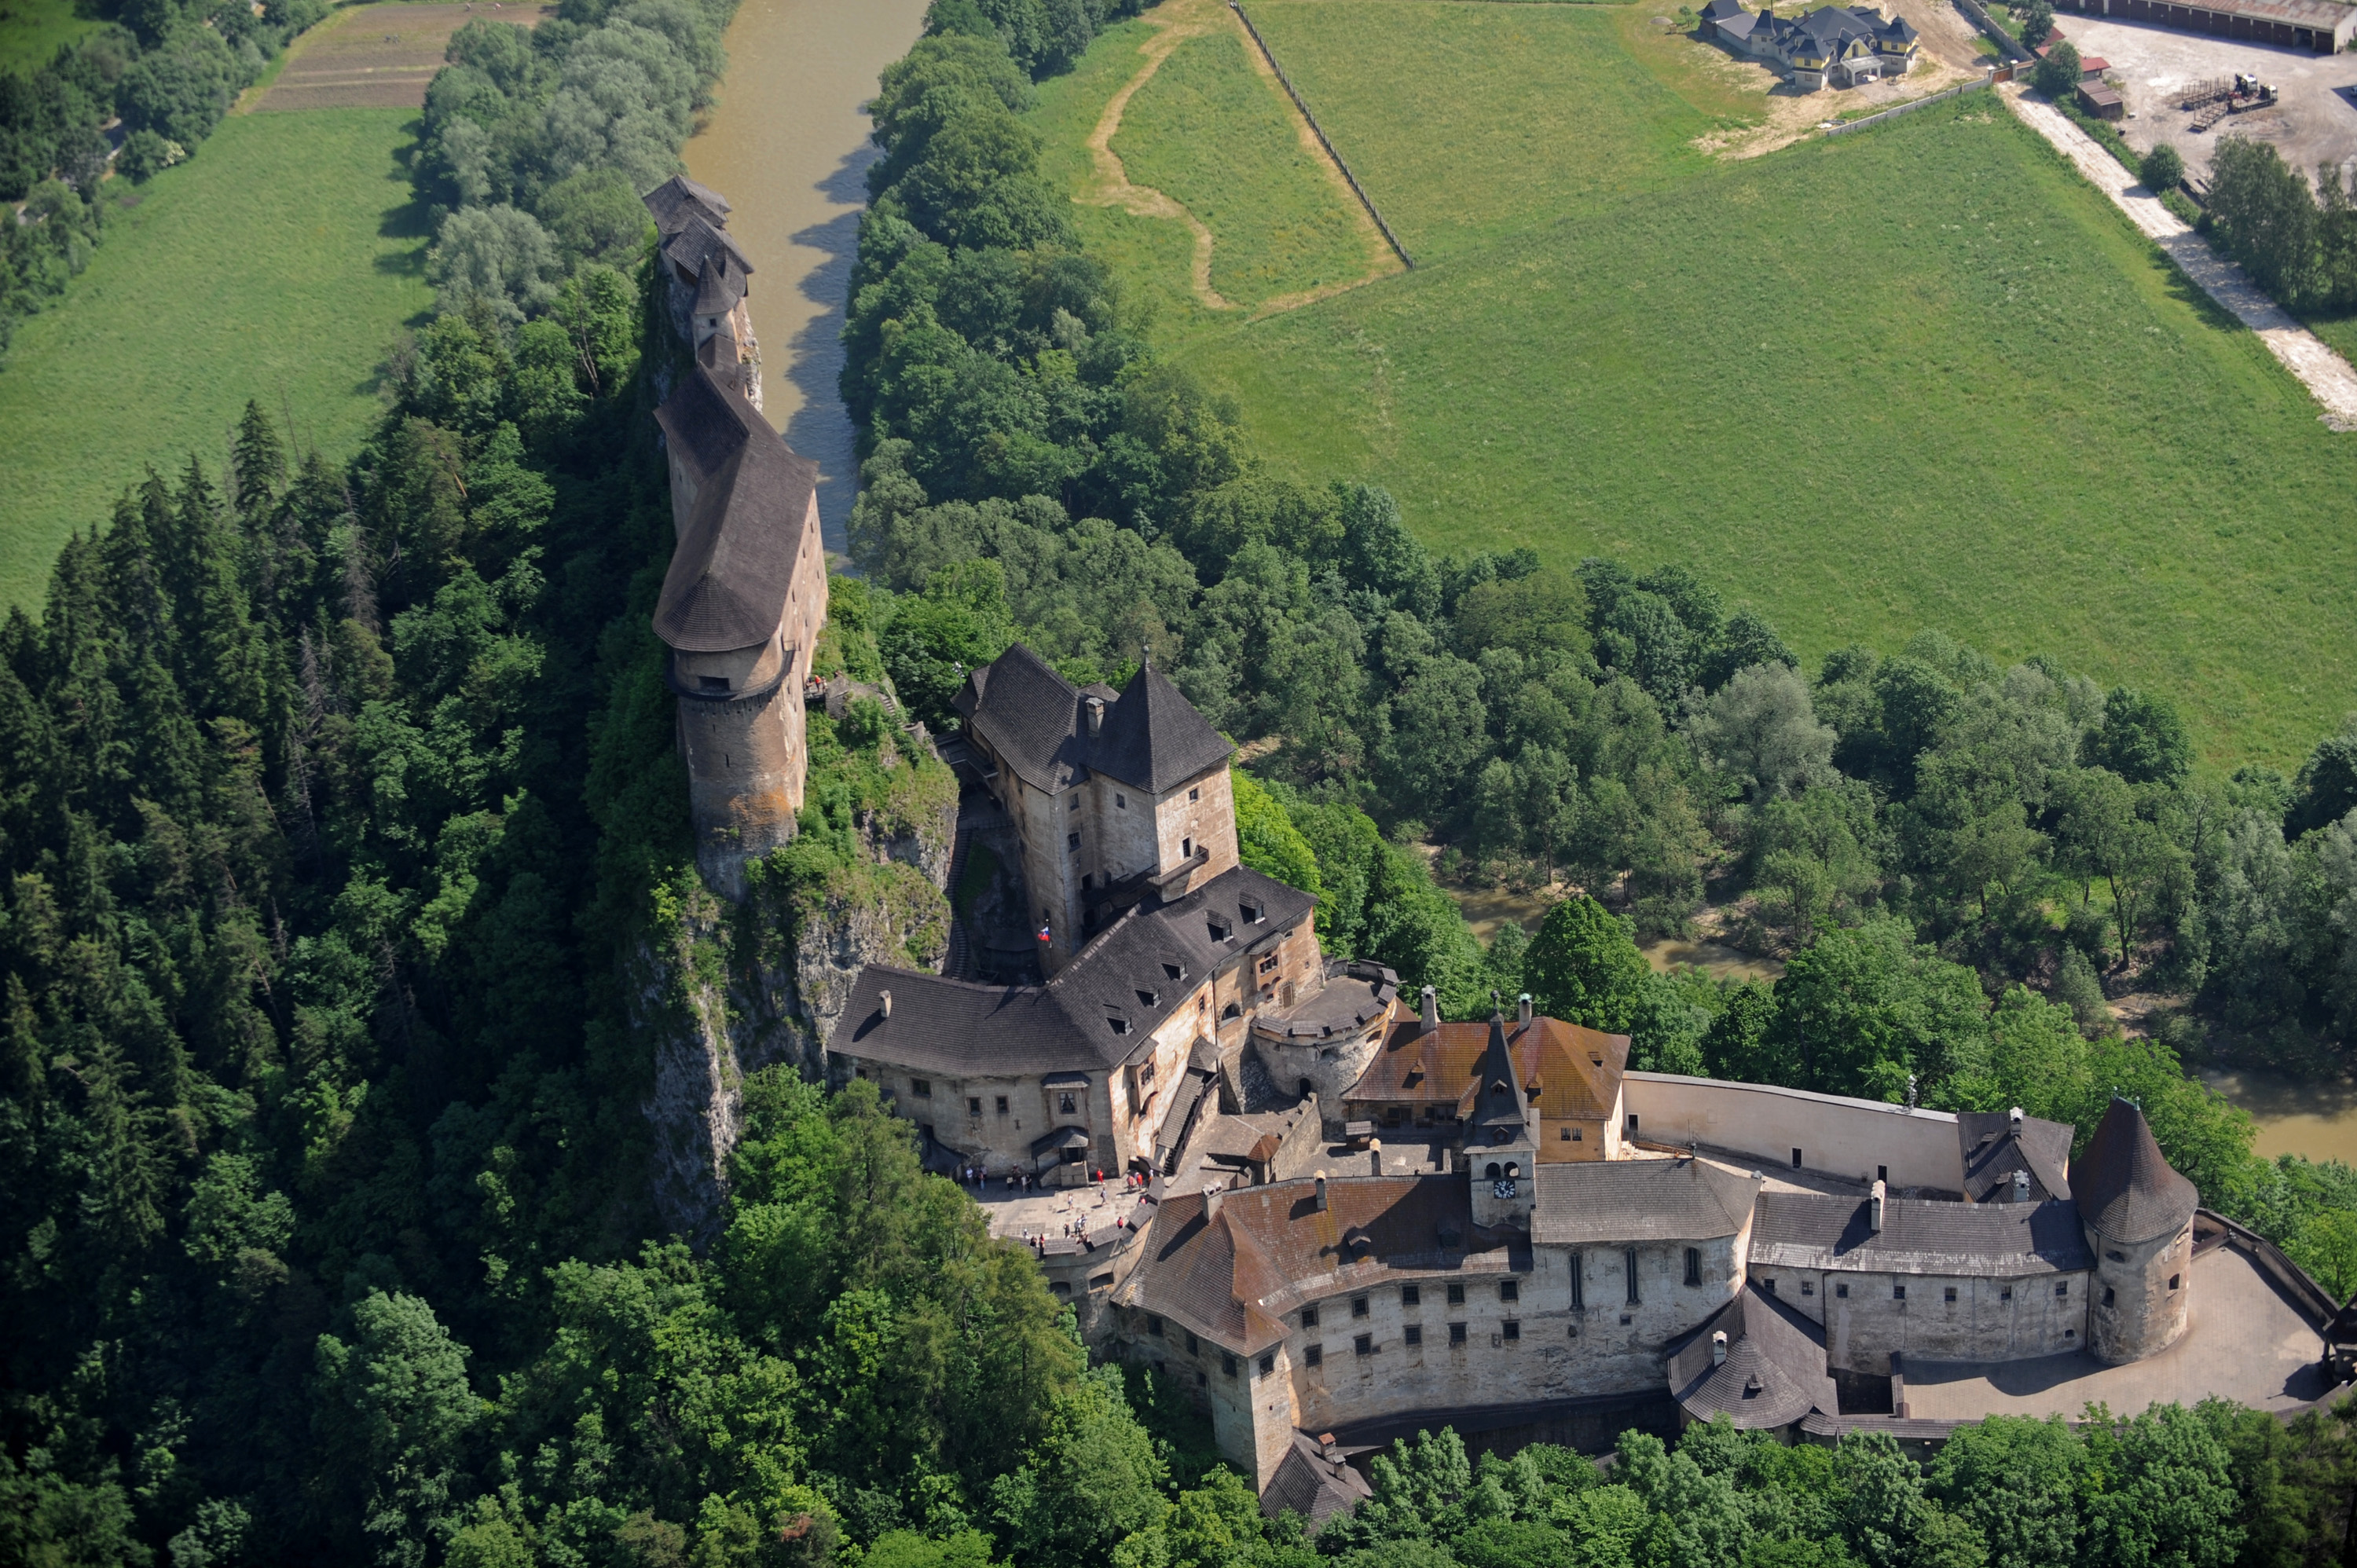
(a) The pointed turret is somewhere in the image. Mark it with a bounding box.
[1467,1006,1538,1232]
[2077,1096,2198,1365]
[2077,1096,2198,1244]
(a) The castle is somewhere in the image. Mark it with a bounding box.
[643,176,829,899]
[649,182,2348,1525]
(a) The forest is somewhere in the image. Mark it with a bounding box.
[4,0,2357,1563]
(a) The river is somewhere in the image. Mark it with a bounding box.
[2200,1067,2357,1167]
[682,0,932,551]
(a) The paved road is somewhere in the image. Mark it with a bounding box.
[2006,83,2357,430]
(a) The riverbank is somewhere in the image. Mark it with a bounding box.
[680,0,930,554]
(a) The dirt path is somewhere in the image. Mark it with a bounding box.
[1080,0,1397,317]
[2004,84,2357,431]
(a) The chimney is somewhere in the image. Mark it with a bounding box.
[1868,1178,1886,1233]
[1086,695,1105,736]
[1711,1330,1728,1367]
[2009,1105,2025,1133]
[1205,1183,1223,1222]
[879,988,893,1019]
[1314,1171,1329,1212]
[2012,1168,2031,1203]
[1420,985,1439,1031]
[1369,1139,1384,1176]
[1319,1432,1339,1460]
[1518,992,1533,1025]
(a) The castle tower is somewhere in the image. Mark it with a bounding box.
[1467,1008,1538,1233]
[644,178,827,900]
[953,647,1244,976]
[2076,1097,2198,1364]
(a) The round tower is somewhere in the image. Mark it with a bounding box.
[2075,1096,2198,1365]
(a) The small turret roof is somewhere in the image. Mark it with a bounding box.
[642,174,731,236]
[651,365,819,652]
[1468,1010,1532,1142]
[2075,1097,2198,1244]
[954,644,1232,796]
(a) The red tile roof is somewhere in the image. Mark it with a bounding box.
[1344,1016,1629,1124]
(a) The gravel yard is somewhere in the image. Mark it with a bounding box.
[2044,12,2357,181]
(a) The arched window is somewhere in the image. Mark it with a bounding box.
[1486,1162,1502,1180]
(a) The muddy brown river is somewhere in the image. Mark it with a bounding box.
[683,0,932,551]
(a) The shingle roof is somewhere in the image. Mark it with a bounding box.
[1699,0,1744,17]
[661,212,755,288]
[1749,1191,2094,1277]
[955,645,1232,795]
[691,247,749,316]
[1262,1432,1374,1526]
[651,365,819,652]
[1124,1175,1512,1354]
[1956,1111,2073,1204]
[836,865,1316,1075]
[2074,1097,2198,1244]
[1468,1012,1531,1141]
[1666,1284,1835,1431]
[1531,1157,1759,1245]
[1346,1015,1628,1124]
[642,174,731,236]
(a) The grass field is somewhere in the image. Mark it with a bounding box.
[1032,0,2357,768]
[0,0,103,74]
[1109,24,1372,307]
[0,107,431,612]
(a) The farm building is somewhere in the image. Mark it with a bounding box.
[2057,0,2357,53]
[1703,0,1922,88]
[2078,81,2127,116]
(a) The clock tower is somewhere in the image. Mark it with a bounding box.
[1466,1006,1538,1233]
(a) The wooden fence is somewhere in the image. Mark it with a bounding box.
[1229,1,1415,269]
[1820,73,1995,137]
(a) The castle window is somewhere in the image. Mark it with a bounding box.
[1258,955,1279,976]
[1561,1129,1571,1141]
[1243,900,1264,924]
[1402,1286,1420,1307]
[2106,1250,2126,1263]
[1450,1322,1468,1345]
[996,1097,1009,1115]
[1624,1249,1640,1306]
[1070,795,1080,812]
[1068,833,1080,851]
[911,1079,932,1098]
[1186,1331,1200,1354]
[1500,1280,1519,1303]
[1189,787,1200,802]
[1627,1115,1639,1137]
[1108,1018,1129,1035]
[1405,1324,1423,1346]
[1945,1286,1958,1303]
[1164,963,1185,981]
[1182,837,1193,859]
[1259,1354,1274,1376]
[1684,1250,1701,1288]
[1059,1092,1079,1115]
[1569,1254,1584,1310]
[1762,1278,1776,1295]
[1792,1148,1803,1169]
[1208,918,1231,942]
[1083,874,1093,891]
[2103,1287,2116,1307]
[698,676,729,691]
[1305,1344,1323,1368]
[1486,1163,1501,1181]
[2000,1287,2011,1300]
[968,1097,981,1116]
[1116,793,1127,808]
[1447,1284,1465,1306]
[1835,1283,1849,1299]
[2055,1282,2069,1299]
[2169,1273,2181,1290]
[1354,1334,1373,1357]
[1893,1285,1906,1302]
[1146,1315,1162,1337]
[1302,1306,1318,1328]
[1801,1281,1813,1296]
[1877,1166,1888,1184]
[1221,1354,1235,1376]
[1503,1321,1519,1342]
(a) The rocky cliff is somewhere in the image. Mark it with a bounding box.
[637,729,958,1240]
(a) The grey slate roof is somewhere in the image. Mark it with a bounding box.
[1262,1433,1373,1527]
[1531,1157,1759,1246]
[1957,1111,2073,1204]
[836,864,1316,1078]
[1750,1191,2094,1277]
[955,645,1232,795]
[1699,0,1744,18]
[651,365,819,653]
[1468,1012,1532,1142]
[1666,1284,1835,1431]
[2076,1097,2198,1244]
[661,213,755,289]
[642,174,731,236]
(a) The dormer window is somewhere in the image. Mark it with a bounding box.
[1241,899,1264,923]
[1163,962,1185,981]
[1137,989,1157,1007]
[1109,1018,1129,1035]
[1208,917,1231,942]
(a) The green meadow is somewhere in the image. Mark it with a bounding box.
[1031,0,2357,768]
[0,107,431,612]
[1109,24,1373,306]
[0,0,106,73]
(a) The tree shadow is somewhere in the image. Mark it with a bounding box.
[778,143,881,560]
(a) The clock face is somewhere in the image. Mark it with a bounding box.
[1492,1179,1518,1200]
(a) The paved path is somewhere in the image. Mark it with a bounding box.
[2004,85,2357,430]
